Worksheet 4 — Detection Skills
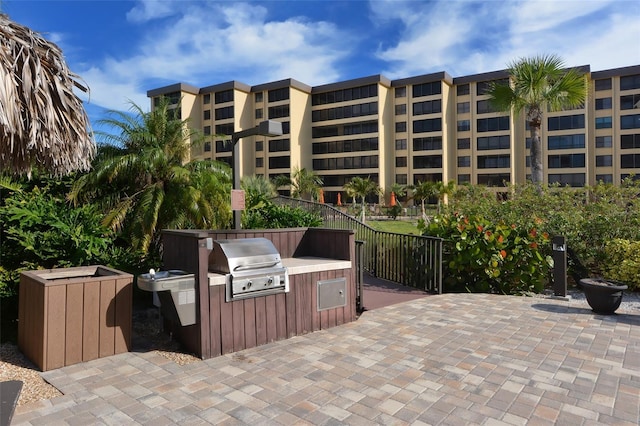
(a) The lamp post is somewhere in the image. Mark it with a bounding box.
[231,120,283,229]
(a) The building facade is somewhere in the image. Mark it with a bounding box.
[147,64,640,204]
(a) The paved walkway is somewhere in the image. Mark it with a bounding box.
[12,294,640,425]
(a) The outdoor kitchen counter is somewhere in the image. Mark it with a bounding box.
[208,257,352,286]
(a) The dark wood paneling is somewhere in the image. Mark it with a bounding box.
[275,293,287,340]
[255,296,267,346]
[265,295,277,343]
[220,293,234,355]
[82,280,100,362]
[99,280,116,358]
[244,298,257,349]
[232,300,246,352]
[209,286,223,357]
[115,278,132,353]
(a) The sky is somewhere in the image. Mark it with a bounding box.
[4,0,640,127]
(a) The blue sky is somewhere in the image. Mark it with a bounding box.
[4,0,640,126]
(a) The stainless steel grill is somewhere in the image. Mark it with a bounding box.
[210,238,289,302]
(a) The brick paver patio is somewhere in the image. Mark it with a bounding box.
[12,293,640,425]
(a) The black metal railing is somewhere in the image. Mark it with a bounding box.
[274,196,443,294]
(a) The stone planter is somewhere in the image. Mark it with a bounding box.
[579,278,628,314]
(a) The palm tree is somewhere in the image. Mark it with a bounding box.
[488,54,587,186]
[290,167,323,201]
[68,99,231,254]
[343,176,381,223]
[435,180,456,213]
[389,182,408,203]
[0,14,95,176]
[242,174,277,209]
[411,181,438,220]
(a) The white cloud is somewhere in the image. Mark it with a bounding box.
[77,2,351,111]
[373,0,640,78]
[126,0,180,23]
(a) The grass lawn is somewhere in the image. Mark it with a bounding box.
[367,219,421,235]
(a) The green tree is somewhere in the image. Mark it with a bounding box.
[68,99,231,254]
[487,54,587,185]
[435,180,456,214]
[411,180,438,219]
[242,174,277,210]
[343,176,381,223]
[290,167,323,201]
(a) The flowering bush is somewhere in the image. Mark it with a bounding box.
[420,213,552,294]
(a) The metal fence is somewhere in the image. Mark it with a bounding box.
[274,196,443,294]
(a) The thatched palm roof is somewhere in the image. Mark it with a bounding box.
[0,14,95,176]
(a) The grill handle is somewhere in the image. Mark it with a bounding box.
[233,261,281,272]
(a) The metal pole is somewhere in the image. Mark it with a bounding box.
[552,235,567,297]
[232,135,241,230]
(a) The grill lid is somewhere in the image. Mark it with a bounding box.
[210,238,283,274]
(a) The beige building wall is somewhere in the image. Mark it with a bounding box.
[147,64,640,201]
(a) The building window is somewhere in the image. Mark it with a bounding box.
[457,120,470,132]
[268,87,290,103]
[548,153,585,168]
[596,155,613,167]
[413,155,443,169]
[620,74,640,91]
[548,134,585,150]
[548,173,585,187]
[395,104,406,115]
[621,134,640,149]
[478,155,510,169]
[203,126,211,135]
[457,102,470,114]
[395,139,407,150]
[215,106,234,120]
[215,123,234,135]
[255,92,263,103]
[621,94,640,110]
[413,137,442,151]
[269,138,290,152]
[476,79,508,96]
[312,102,378,122]
[621,114,640,129]
[256,141,263,151]
[215,140,232,153]
[596,136,612,148]
[255,108,263,119]
[204,141,211,152]
[477,135,510,150]
[458,174,471,184]
[458,156,471,167]
[477,116,510,132]
[312,84,377,105]
[203,94,211,104]
[547,114,585,131]
[256,157,264,168]
[269,155,291,169]
[457,84,470,96]
[413,118,442,133]
[457,138,471,149]
[395,87,406,98]
[476,100,498,114]
[396,157,407,167]
[595,97,612,110]
[477,173,510,186]
[413,99,442,115]
[595,117,612,129]
[215,90,233,104]
[396,122,407,132]
[594,78,612,91]
[396,174,407,184]
[596,174,613,183]
[412,81,441,97]
[621,153,640,168]
[269,105,290,119]
[203,110,211,120]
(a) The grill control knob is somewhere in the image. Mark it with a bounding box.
[267,277,273,286]
[247,281,252,288]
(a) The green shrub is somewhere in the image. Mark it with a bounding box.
[243,201,322,229]
[421,213,552,294]
[602,239,640,291]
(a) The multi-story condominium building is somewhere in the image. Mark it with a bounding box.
[147,64,640,205]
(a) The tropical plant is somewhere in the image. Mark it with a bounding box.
[242,174,277,209]
[68,99,232,254]
[343,176,381,223]
[487,54,587,185]
[435,180,456,213]
[243,202,322,229]
[410,180,438,219]
[290,167,323,201]
[0,14,94,176]
[389,182,409,201]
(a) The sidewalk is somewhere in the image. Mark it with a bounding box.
[12,293,640,425]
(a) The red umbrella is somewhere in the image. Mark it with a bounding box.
[337,193,342,206]
[390,191,397,207]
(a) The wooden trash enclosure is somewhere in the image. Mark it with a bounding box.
[18,265,133,371]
